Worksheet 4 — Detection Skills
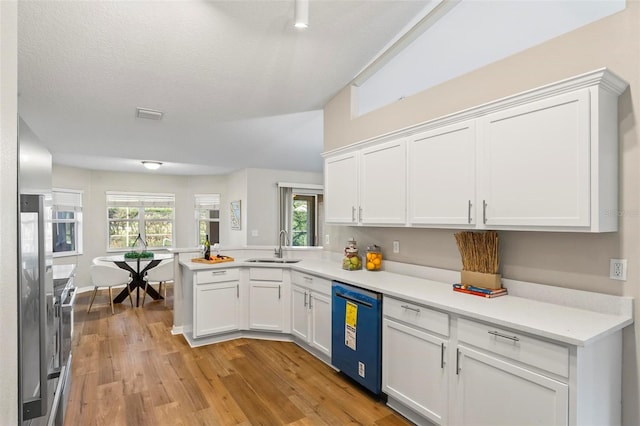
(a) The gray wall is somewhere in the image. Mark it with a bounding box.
[323,3,640,424]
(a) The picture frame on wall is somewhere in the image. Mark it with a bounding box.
[230,200,241,230]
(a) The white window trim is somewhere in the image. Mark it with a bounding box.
[52,188,84,258]
[195,193,221,245]
[277,182,324,247]
[106,191,175,252]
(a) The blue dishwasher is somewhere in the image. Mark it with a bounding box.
[331,281,382,395]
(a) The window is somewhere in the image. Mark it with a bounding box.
[278,183,323,247]
[195,194,221,245]
[51,189,83,257]
[106,192,175,251]
[355,0,625,116]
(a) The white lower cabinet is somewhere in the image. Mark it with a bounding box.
[291,271,331,357]
[451,318,569,426]
[308,291,331,355]
[452,346,568,426]
[194,268,240,338]
[248,267,287,332]
[383,297,450,425]
[382,298,576,426]
[383,318,448,425]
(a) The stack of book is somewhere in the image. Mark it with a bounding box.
[453,283,507,298]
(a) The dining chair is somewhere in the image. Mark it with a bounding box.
[142,259,174,307]
[92,256,114,267]
[88,264,134,314]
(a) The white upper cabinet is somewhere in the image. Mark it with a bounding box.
[408,121,476,226]
[323,68,628,232]
[479,90,590,229]
[325,138,406,225]
[324,152,358,224]
[360,139,406,224]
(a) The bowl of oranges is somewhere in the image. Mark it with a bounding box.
[366,245,383,271]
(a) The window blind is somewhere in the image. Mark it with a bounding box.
[52,189,83,211]
[106,191,175,207]
[194,194,221,210]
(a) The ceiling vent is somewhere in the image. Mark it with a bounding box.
[136,107,164,120]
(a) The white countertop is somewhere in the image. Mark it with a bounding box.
[180,256,633,347]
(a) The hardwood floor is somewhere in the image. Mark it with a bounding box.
[66,286,411,425]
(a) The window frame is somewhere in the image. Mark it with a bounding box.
[106,191,175,252]
[278,182,323,248]
[51,188,84,258]
[195,194,221,246]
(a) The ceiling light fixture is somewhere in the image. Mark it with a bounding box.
[142,161,163,170]
[294,0,309,29]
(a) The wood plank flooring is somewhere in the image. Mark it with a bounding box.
[66,286,411,425]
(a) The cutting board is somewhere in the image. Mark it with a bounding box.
[191,256,235,264]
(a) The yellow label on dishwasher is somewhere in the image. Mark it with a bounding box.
[346,301,357,328]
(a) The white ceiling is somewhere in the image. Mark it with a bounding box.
[17,0,432,175]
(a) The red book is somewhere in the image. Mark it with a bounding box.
[453,287,507,298]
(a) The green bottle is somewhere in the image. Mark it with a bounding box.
[203,234,211,260]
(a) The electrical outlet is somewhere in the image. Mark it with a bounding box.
[610,258,627,281]
[325,234,330,245]
[393,240,400,254]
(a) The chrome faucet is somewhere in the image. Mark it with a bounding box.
[275,229,288,258]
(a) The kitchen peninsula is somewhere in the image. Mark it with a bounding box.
[174,252,632,426]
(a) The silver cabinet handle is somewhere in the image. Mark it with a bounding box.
[468,200,472,224]
[482,199,487,224]
[309,294,313,308]
[359,206,363,222]
[440,343,445,369]
[303,276,313,283]
[304,291,308,307]
[278,285,281,300]
[456,348,461,374]
[211,270,227,275]
[352,206,356,222]
[236,284,239,298]
[401,304,420,313]
[488,330,520,342]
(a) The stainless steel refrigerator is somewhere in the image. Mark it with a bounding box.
[18,118,56,425]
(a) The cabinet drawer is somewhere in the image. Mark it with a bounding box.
[196,268,239,284]
[383,297,449,337]
[457,318,569,377]
[249,267,283,282]
[291,271,331,295]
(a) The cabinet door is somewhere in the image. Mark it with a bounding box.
[408,121,476,225]
[453,346,568,426]
[359,139,406,224]
[382,318,448,424]
[249,281,283,331]
[325,152,358,224]
[194,281,240,337]
[480,89,590,228]
[309,291,331,357]
[291,285,310,341]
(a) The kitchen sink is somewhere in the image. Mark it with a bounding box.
[245,258,301,264]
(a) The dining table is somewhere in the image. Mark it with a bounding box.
[98,253,173,307]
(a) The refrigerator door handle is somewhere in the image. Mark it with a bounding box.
[20,194,49,420]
